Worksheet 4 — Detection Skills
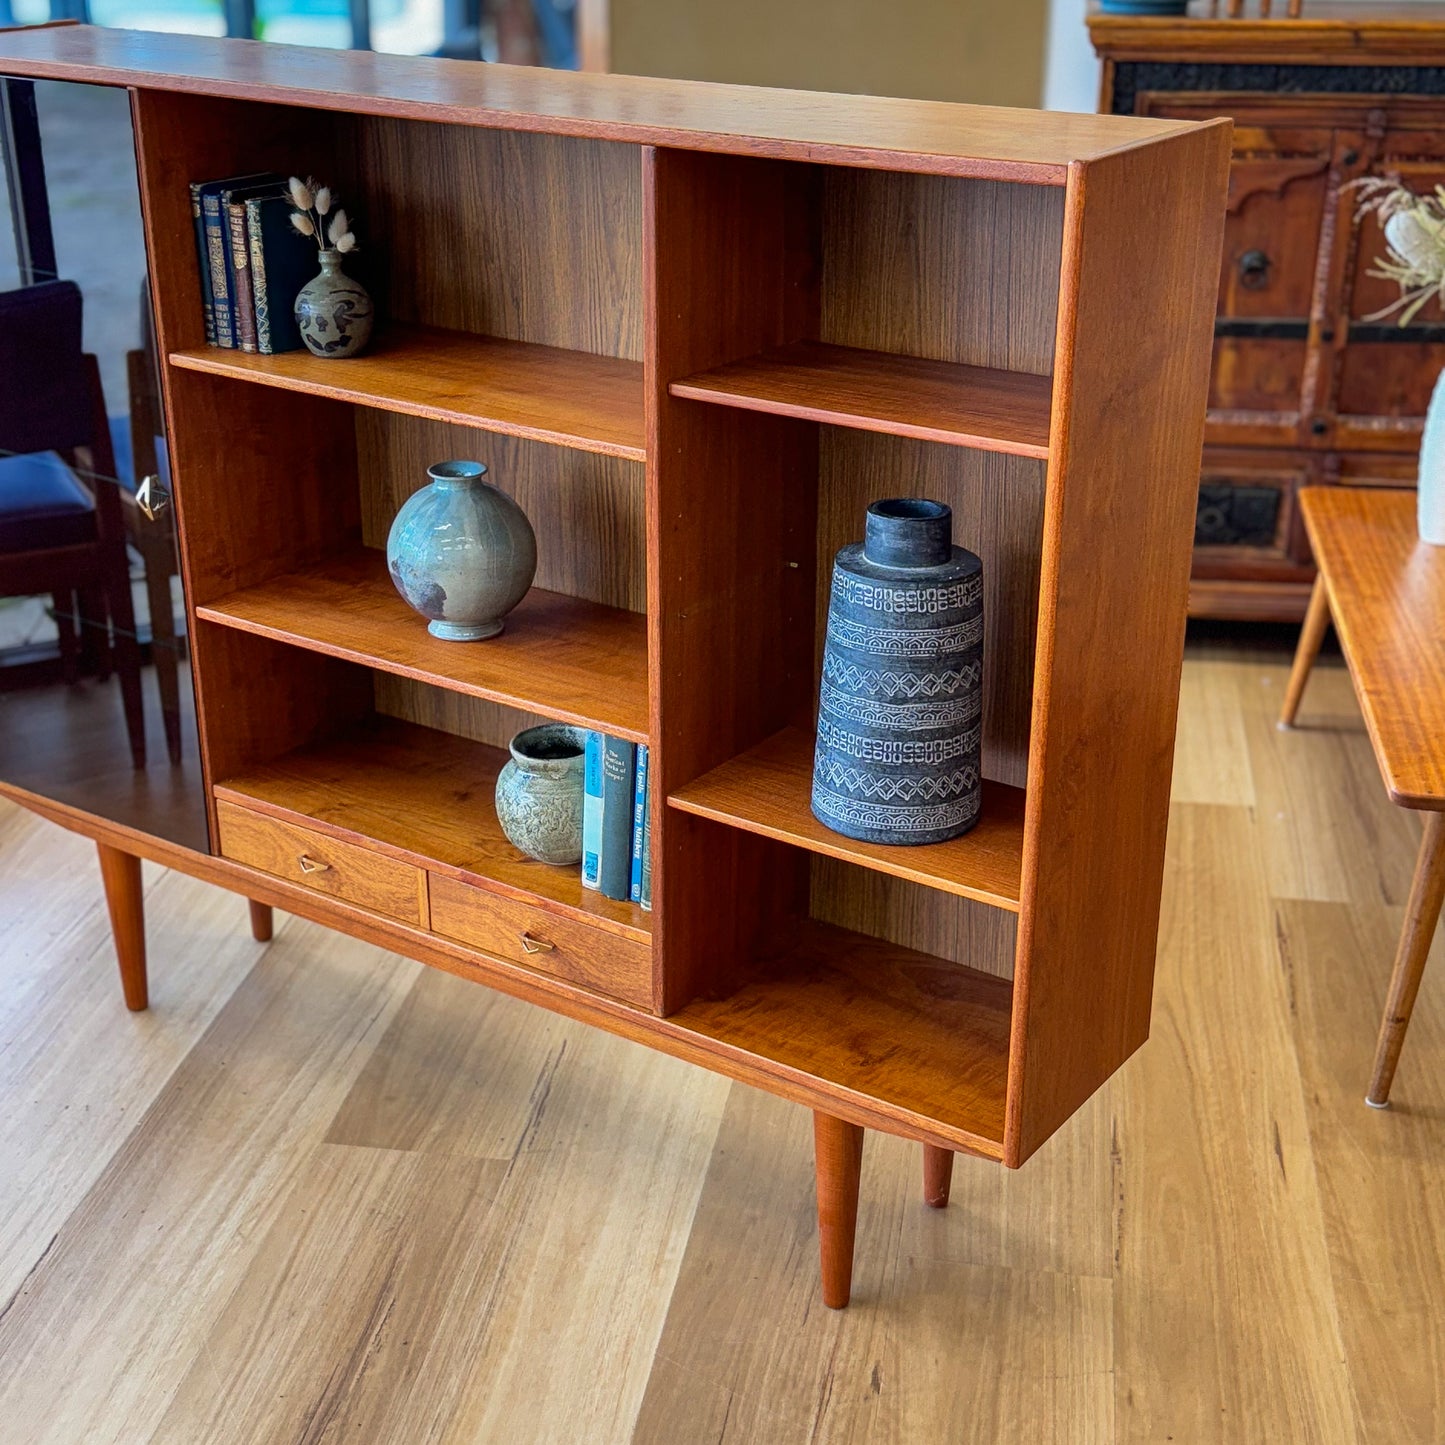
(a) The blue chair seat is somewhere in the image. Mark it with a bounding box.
[0,451,96,554]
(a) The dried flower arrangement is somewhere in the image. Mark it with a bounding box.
[288,175,359,255]
[1351,176,1445,324]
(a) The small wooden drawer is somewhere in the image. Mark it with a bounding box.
[216,800,427,926]
[429,873,654,1011]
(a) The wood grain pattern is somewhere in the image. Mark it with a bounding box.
[355,413,646,613]
[96,843,147,1012]
[212,714,648,939]
[1279,573,1333,728]
[170,326,646,459]
[217,799,429,926]
[430,874,655,1009]
[669,341,1052,457]
[923,1142,954,1208]
[1299,487,1445,809]
[668,725,1025,912]
[0,26,1198,182]
[818,433,1046,792]
[813,1112,865,1308]
[1008,123,1233,1165]
[195,547,650,743]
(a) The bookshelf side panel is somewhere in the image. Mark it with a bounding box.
[1008,123,1232,1165]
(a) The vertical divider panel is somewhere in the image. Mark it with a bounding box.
[645,146,821,1012]
[1006,122,1233,1166]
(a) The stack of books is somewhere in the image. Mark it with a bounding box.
[189,171,316,355]
[582,734,651,910]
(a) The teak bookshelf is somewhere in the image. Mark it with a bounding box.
[0,25,1231,1309]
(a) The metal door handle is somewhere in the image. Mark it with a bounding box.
[136,474,171,522]
[519,931,555,954]
[297,854,331,875]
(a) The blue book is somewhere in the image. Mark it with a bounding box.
[196,172,279,349]
[245,191,315,355]
[639,788,652,912]
[630,745,649,904]
[581,731,604,891]
[188,182,215,344]
[598,736,636,902]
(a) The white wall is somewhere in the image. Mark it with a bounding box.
[1043,0,1101,113]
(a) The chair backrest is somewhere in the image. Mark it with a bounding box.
[0,279,91,457]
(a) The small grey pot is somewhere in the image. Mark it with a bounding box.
[495,724,588,866]
[294,248,374,359]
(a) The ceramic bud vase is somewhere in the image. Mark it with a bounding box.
[1419,368,1445,545]
[811,498,983,845]
[294,249,374,358]
[386,460,537,640]
[495,725,587,865]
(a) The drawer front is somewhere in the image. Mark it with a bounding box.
[429,874,654,1011]
[217,800,426,926]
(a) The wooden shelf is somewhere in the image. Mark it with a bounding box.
[196,547,649,743]
[668,342,1053,457]
[170,323,646,461]
[673,921,1012,1154]
[669,726,1026,912]
[214,715,650,940]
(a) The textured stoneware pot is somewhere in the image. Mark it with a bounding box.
[811,498,984,845]
[495,724,588,865]
[386,460,538,641]
[294,248,374,358]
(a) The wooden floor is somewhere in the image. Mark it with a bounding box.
[1,642,1442,1443]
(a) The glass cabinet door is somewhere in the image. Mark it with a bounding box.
[0,75,208,852]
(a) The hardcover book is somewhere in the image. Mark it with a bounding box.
[598,736,636,902]
[188,182,215,344]
[195,172,279,348]
[630,745,649,904]
[581,731,604,891]
[223,179,286,354]
[244,192,314,355]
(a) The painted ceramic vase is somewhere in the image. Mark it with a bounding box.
[811,498,983,846]
[1419,369,1445,544]
[294,249,374,358]
[495,724,587,865]
[386,461,537,641]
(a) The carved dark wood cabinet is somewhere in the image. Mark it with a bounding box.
[1092,3,1445,621]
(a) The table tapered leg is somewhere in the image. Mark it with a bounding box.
[923,1144,954,1208]
[248,900,274,942]
[97,842,147,1012]
[1279,574,1331,728]
[1368,811,1445,1107]
[813,1112,865,1309]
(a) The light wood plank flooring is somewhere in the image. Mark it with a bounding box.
[1,644,1442,1443]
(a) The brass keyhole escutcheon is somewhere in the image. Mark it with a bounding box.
[519,932,555,954]
[297,854,331,875]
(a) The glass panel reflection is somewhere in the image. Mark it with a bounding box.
[0,77,207,851]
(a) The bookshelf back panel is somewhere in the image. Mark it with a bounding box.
[338,117,643,361]
[355,411,647,613]
[820,170,1064,375]
[810,856,1018,983]
[817,430,1045,790]
[373,674,550,753]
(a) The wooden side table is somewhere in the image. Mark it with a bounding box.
[1281,487,1445,1105]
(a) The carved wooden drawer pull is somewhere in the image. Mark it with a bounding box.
[297,854,331,875]
[519,931,555,954]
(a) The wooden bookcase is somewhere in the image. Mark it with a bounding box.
[0,26,1230,1309]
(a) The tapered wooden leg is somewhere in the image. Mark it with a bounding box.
[1367,811,1445,1108]
[96,842,147,1012]
[248,899,274,942]
[1279,573,1331,728]
[813,1111,865,1309]
[923,1144,954,1208]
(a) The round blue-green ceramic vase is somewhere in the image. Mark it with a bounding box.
[386,461,537,641]
[811,498,983,845]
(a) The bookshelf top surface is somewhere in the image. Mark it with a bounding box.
[0,25,1209,184]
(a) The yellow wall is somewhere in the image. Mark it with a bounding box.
[605,0,1049,109]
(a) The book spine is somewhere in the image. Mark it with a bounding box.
[246,200,273,355]
[581,731,604,891]
[598,736,636,902]
[201,193,234,349]
[227,202,258,353]
[630,745,649,904]
[639,779,652,912]
[190,182,215,345]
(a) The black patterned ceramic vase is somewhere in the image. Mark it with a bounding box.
[810,499,983,846]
